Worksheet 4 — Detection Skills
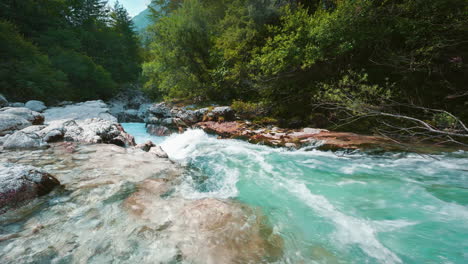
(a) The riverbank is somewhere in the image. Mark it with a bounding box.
[109,95,464,153]
[0,99,284,263]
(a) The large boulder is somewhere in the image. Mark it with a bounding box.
[148,102,172,118]
[0,114,31,136]
[0,107,44,125]
[61,119,136,147]
[44,100,117,123]
[25,100,47,112]
[0,163,60,213]
[176,108,208,125]
[0,95,8,107]
[125,181,284,264]
[3,131,48,149]
[206,106,236,121]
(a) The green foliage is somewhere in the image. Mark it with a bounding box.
[143,0,217,100]
[0,0,141,103]
[141,0,467,130]
[316,71,393,114]
[0,21,69,102]
[432,113,458,130]
[231,100,266,120]
[49,48,116,101]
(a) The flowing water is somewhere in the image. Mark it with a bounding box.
[126,123,468,264]
[0,122,467,264]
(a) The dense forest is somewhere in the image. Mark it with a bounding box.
[1,0,467,140]
[0,0,141,103]
[142,0,468,140]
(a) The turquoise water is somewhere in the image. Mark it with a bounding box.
[122,123,468,264]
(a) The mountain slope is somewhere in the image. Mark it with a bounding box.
[132,7,152,32]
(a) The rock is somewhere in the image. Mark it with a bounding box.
[135,141,156,152]
[25,100,47,112]
[44,100,117,123]
[0,107,44,125]
[3,131,48,149]
[63,119,136,147]
[9,102,24,107]
[0,163,60,212]
[20,125,46,134]
[43,129,64,143]
[0,114,31,136]
[195,121,247,139]
[125,184,284,264]
[146,124,171,136]
[108,88,151,118]
[57,101,74,107]
[117,109,142,122]
[175,198,283,264]
[160,117,186,128]
[196,121,394,150]
[206,106,236,121]
[148,102,172,118]
[144,115,160,124]
[149,145,168,158]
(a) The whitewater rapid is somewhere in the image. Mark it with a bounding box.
[149,127,467,264]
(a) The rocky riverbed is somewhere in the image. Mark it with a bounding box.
[0,97,284,263]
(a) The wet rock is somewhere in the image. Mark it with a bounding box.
[0,94,8,107]
[135,141,155,152]
[0,163,60,212]
[25,100,47,112]
[149,146,169,159]
[195,121,248,139]
[176,198,283,264]
[0,114,31,136]
[196,122,392,150]
[0,107,44,125]
[125,183,283,264]
[3,131,48,150]
[146,124,171,136]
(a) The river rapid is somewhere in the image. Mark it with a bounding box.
[1,122,467,264]
[125,123,468,264]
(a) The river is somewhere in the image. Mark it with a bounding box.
[124,123,468,264]
[0,122,467,264]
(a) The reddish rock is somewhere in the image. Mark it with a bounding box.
[194,121,248,139]
[195,121,392,150]
[0,163,60,213]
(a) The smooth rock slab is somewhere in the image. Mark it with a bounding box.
[0,114,31,136]
[44,100,117,123]
[0,107,44,125]
[3,131,48,150]
[0,163,60,212]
